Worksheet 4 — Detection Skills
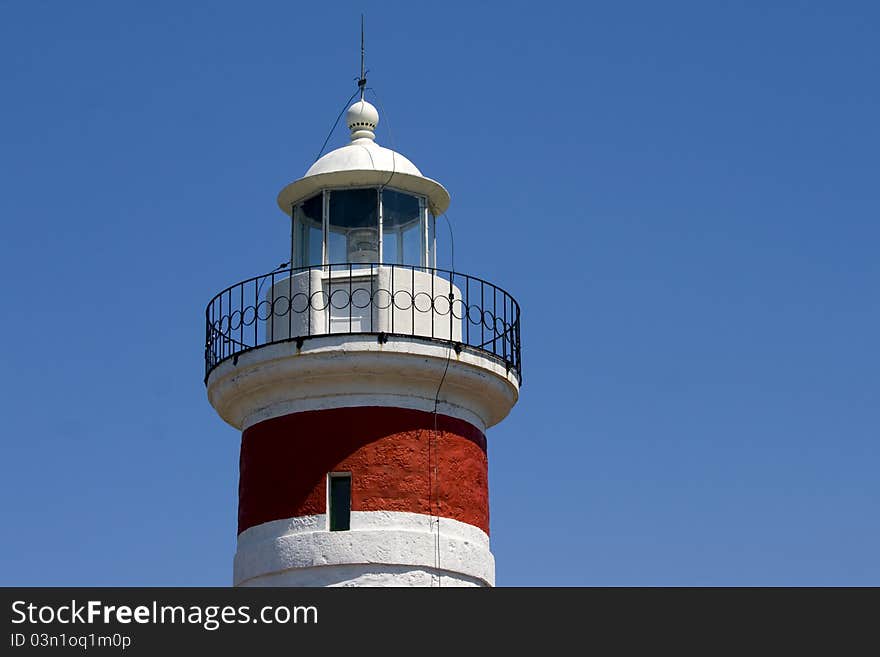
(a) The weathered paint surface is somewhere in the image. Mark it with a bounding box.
[238,406,488,535]
[234,511,494,587]
[207,335,519,433]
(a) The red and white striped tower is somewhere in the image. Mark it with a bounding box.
[204,96,521,587]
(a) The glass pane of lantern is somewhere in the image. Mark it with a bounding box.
[383,229,399,266]
[329,188,379,265]
[328,230,346,265]
[294,194,323,267]
[382,189,422,266]
[401,222,421,267]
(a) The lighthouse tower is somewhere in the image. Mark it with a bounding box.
[203,91,521,587]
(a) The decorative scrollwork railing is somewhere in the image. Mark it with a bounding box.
[204,263,522,383]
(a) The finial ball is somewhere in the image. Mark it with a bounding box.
[347,100,379,141]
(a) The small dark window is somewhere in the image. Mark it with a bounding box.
[329,473,351,531]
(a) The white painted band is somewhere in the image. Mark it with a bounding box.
[240,392,483,433]
[234,511,494,587]
[206,334,519,433]
[240,565,485,588]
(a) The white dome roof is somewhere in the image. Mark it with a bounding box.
[304,139,423,178]
[277,98,450,215]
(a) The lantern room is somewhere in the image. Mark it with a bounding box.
[277,99,451,269]
[290,187,431,267]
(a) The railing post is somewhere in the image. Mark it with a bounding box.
[480,281,485,349]
[465,277,470,347]
[269,271,275,343]
[502,293,508,361]
[492,286,498,357]
[448,273,453,344]
[204,305,211,380]
[217,292,223,363]
[236,285,242,355]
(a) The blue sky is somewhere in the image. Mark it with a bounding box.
[1,1,877,585]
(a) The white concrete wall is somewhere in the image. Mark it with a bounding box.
[244,565,483,587]
[207,335,519,433]
[235,511,494,588]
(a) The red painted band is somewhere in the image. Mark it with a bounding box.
[238,406,489,535]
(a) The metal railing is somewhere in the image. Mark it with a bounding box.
[204,263,522,383]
